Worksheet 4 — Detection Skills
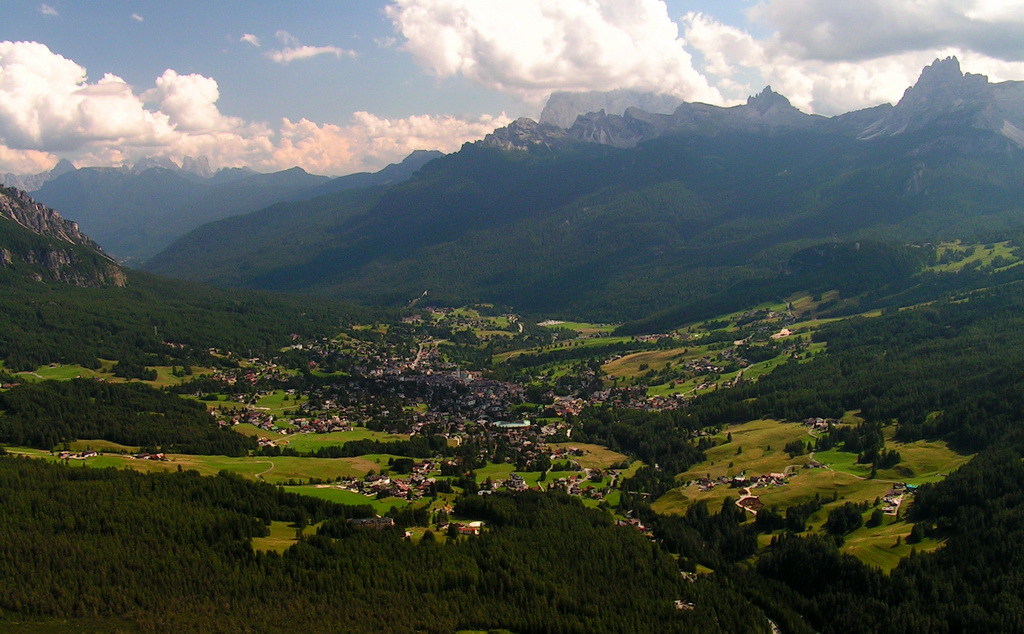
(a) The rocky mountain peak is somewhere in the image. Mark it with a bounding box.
[896,56,989,109]
[1,158,77,192]
[746,86,794,114]
[478,118,570,151]
[131,156,180,174]
[181,155,213,178]
[50,159,77,179]
[540,89,683,129]
[916,56,966,84]
[0,186,125,287]
[857,56,1016,140]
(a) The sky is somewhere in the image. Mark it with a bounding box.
[3,0,1024,176]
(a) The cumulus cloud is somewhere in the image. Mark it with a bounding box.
[749,0,1024,62]
[682,2,1024,115]
[381,0,1024,115]
[142,70,245,133]
[0,145,57,174]
[38,4,58,17]
[0,40,506,176]
[0,41,176,151]
[240,33,261,47]
[385,0,722,104]
[266,30,355,64]
[267,111,511,175]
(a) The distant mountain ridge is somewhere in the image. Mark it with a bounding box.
[26,151,443,263]
[0,158,76,192]
[539,89,683,128]
[143,58,1024,320]
[483,57,1024,151]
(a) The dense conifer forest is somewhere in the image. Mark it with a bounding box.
[0,379,254,455]
[0,458,768,633]
[0,269,373,372]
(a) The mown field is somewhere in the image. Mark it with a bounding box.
[6,447,386,484]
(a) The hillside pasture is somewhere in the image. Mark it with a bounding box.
[546,443,629,470]
[288,486,410,513]
[281,429,411,453]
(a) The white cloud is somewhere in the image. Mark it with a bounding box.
[275,30,301,47]
[379,0,1024,115]
[267,45,354,64]
[0,41,175,151]
[386,0,722,104]
[683,3,1024,115]
[131,13,144,23]
[749,0,1024,62]
[266,111,511,175]
[266,31,355,64]
[38,4,58,17]
[240,33,261,48]
[0,145,57,174]
[142,70,244,133]
[0,40,506,176]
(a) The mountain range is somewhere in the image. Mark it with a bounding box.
[7,150,442,264]
[141,57,1024,321]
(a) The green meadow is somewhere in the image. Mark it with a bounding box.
[651,416,972,569]
[281,429,411,452]
[287,486,411,514]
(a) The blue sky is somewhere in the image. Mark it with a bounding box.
[2,1,1023,176]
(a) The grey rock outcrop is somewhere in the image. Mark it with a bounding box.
[540,90,683,129]
[0,186,125,287]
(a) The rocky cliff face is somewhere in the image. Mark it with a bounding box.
[478,118,572,151]
[0,186,126,287]
[482,86,826,151]
[539,89,683,129]
[485,58,1024,154]
[857,56,1024,143]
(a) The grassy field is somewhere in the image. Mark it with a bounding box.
[928,240,1020,273]
[602,347,690,380]
[539,321,618,335]
[651,417,972,569]
[11,362,218,388]
[679,420,813,481]
[841,517,944,571]
[4,450,385,483]
[493,336,634,364]
[546,443,628,469]
[231,424,289,440]
[14,364,102,381]
[252,390,307,416]
[282,429,410,453]
[251,520,319,553]
[816,437,971,485]
[287,485,411,513]
[66,439,140,453]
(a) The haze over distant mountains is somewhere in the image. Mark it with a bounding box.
[143,58,1024,320]
[4,150,442,264]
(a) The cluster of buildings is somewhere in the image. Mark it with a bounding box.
[693,471,792,493]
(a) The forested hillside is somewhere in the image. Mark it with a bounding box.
[0,459,766,633]
[0,269,372,373]
[145,123,1024,319]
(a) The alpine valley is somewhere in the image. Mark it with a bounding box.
[4,57,1024,633]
